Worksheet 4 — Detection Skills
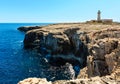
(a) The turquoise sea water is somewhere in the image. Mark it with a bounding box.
[0,23,75,84]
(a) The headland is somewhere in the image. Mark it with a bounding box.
[18,22,120,84]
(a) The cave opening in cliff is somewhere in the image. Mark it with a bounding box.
[38,41,89,78]
[23,27,90,81]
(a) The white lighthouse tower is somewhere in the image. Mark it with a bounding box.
[97,10,101,21]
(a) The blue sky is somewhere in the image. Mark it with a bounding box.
[0,0,120,23]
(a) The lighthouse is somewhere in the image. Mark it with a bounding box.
[97,10,101,21]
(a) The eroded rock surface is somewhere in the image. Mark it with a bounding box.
[77,27,120,83]
[18,76,120,84]
[18,78,52,84]
[23,26,89,69]
[18,23,120,84]
[88,39,118,76]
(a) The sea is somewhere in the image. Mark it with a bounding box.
[0,23,76,84]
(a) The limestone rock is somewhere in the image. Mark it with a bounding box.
[18,23,120,84]
[111,67,120,80]
[18,76,120,84]
[91,29,120,40]
[77,67,88,78]
[18,78,52,84]
[23,27,89,68]
[90,39,118,60]
[18,26,41,32]
[87,39,119,77]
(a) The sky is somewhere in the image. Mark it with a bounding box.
[0,0,120,23]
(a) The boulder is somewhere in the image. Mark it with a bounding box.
[18,78,52,84]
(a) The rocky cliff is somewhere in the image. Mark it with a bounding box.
[18,23,120,84]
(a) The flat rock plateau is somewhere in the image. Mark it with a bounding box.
[18,22,120,84]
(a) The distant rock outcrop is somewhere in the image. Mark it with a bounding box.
[18,26,42,32]
[18,23,120,84]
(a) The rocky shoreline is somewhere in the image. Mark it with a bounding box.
[18,23,120,84]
